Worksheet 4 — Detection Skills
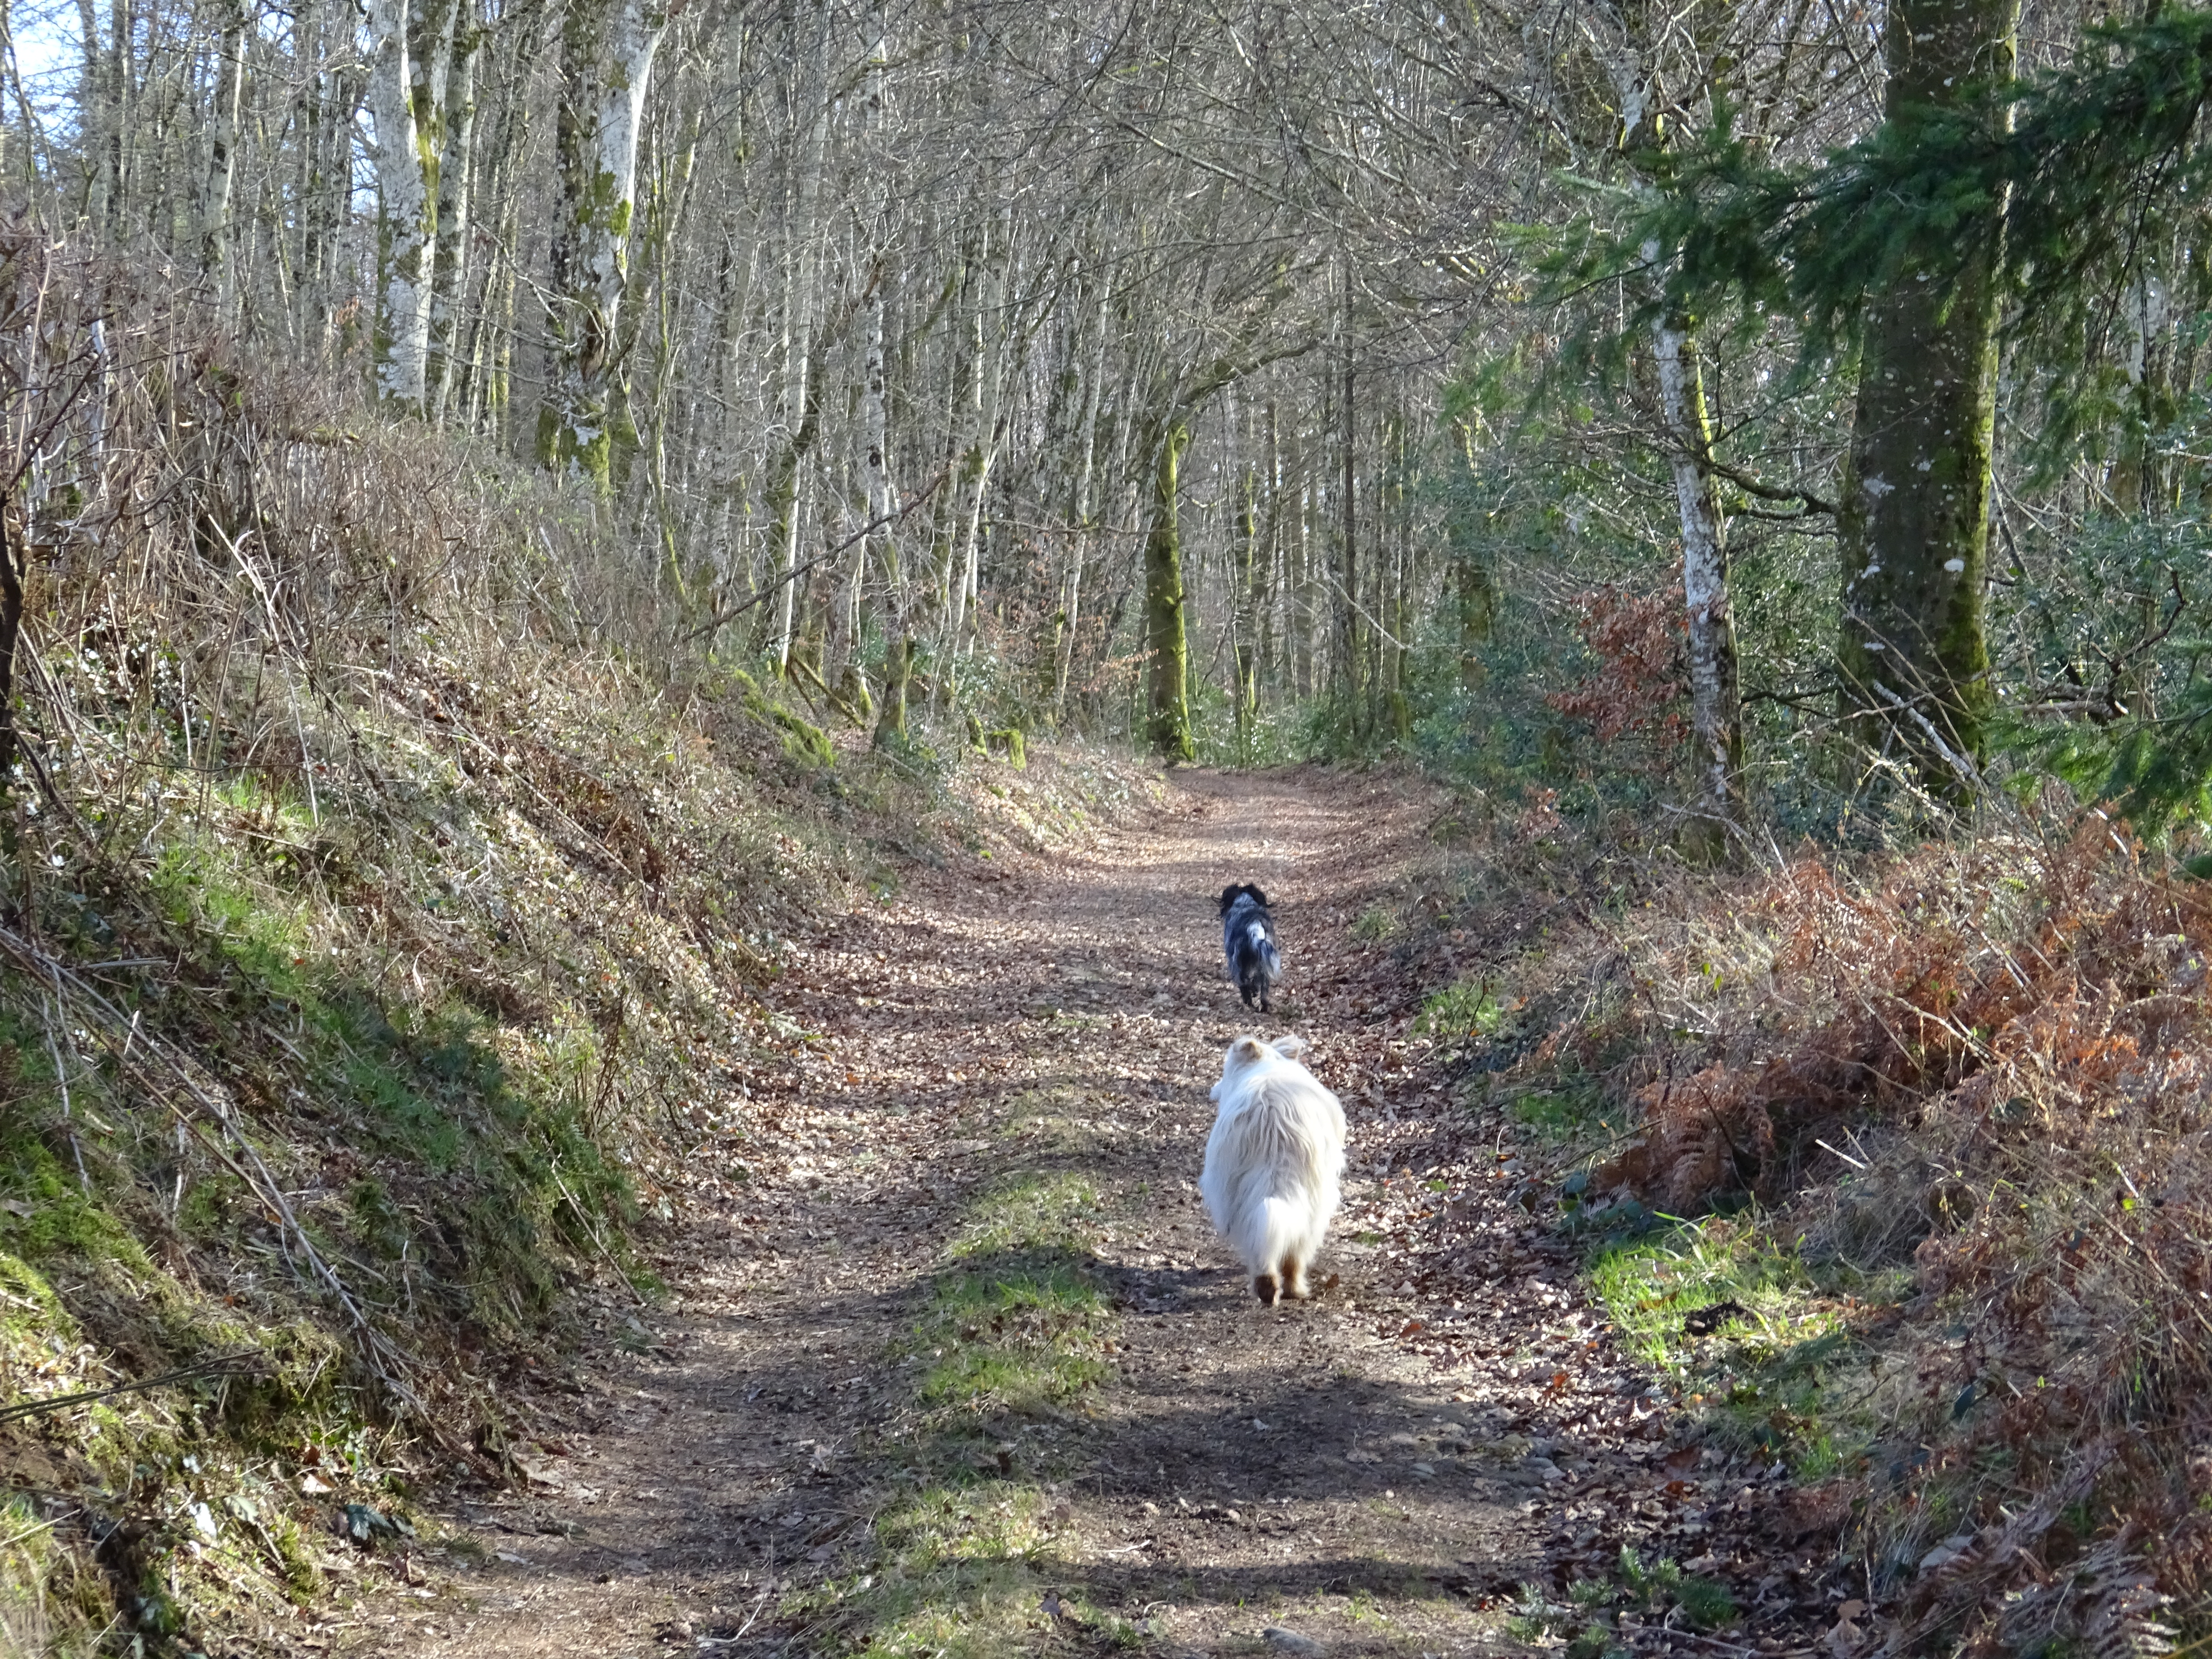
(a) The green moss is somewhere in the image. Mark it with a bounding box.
[725,670,836,768]
[1415,977,1507,1038]
[1587,1218,1911,1474]
[915,1269,1110,1412]
[769,707,835,768]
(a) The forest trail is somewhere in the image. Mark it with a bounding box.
[347,767,1572,1659]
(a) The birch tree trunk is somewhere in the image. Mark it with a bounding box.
[1651,295,1744,851]
[858,7,902,727]
[197,0,246,303]
[427,9,481,427]
[1601,5,1748,846]
[369,0,436,412]
[767,0,830,664]
[933,232,993,689]
[1054,290,1106,715]
[538,0,670,489]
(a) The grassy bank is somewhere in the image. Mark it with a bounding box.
[0,231,1155,1656]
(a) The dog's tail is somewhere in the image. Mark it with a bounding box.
[1245,919,1283,984]
[1237,1194,1308,1279]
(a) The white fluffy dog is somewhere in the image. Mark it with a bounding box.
[1200,1034,1346,1306]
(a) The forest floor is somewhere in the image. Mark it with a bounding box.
[328,766,1768,1659]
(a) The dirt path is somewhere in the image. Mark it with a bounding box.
[339,766,1593,1659]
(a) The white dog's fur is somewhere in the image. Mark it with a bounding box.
[1200,1033,1346,1306]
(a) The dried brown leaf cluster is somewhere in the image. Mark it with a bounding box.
[1587,819,2212,1650]
[1546,580,1689,749]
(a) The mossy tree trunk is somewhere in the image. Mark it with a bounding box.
[873,634,912,745]
[1453,553,1494,690]
[1144,419,1195,762]
[1383,406,1411,743]
[1835,0,2019,795]
[537,0,669,492]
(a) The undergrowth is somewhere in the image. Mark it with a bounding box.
[1506,1544,1740,1657]
[1406,792,2212,1652]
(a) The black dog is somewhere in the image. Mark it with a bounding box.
[1219,884,1284,1013]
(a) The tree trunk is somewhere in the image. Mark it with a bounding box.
[197,0,246,303]
[1835,0,2019,795]
[1383,406,1411,743]
[293,0,330,341]
[1652,298,1744,852]
[1338,350,1358,713]
[468,17,533,437]
[427,9,481,427]
[1233,457,1260,755]
[538,0,670,489]
[369,0,437,412]
[768,0,830,663]
[1054,286,1107,715]
[873,633,911,746]
[75,0,111,227]
[1144,419,1195,762]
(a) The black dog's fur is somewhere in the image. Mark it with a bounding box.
[1219,884,1284,1013]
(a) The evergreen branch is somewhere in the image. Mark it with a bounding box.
[1628,11,2212,359]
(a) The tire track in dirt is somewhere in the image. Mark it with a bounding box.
[343,765,1547,1659]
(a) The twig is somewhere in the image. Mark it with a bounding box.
[1702,454,1837,516]
[0,1513,65,1551]
[1870,680,1981,787]
[682,470,947,645]
[0,1350,260,1427]
[550,1167,647,1308]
